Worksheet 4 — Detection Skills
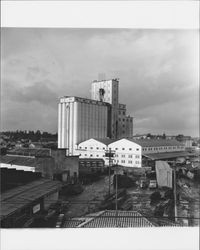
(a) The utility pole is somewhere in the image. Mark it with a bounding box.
[115,165,118,227]
[105,148,115,196]
[173,161,178,222]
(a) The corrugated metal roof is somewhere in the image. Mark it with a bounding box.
[143,151,195,160]
[0,155,36,167]
[7,148,51,157]
[0,155,52,168]
[79,138,117,146]
[128,139,184,147]
[65,210,154,228]
[0,179,61,220]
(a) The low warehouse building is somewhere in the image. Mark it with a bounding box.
[0,168,61,228]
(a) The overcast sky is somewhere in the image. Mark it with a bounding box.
[1,28,199,136]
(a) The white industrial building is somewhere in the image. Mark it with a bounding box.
[58,96,111,155]
[58,78,134,155]
[76,138,142,168]
[76,138,185,168]
[75,138,116,166]
[109,138,142,167]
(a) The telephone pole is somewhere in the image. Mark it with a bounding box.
[173,161,178,222]
[105,148,115,196]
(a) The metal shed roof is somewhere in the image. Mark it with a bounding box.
[0,179,61,220]
[128,139,184,147]
[0,155,52,168]
[143,151,195,160]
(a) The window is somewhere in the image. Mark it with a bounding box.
[122,155,125,158]
[128,155,132,158]
[123,111,125,115]
[90,147,93,149]
[136,148,139,151]
[135,155,140,159]
[115,154,118,157]
[96,155,99,157]
[115,148,118,150]
[122,148,125,150]
[85,147,87,149]
[123,119,125,121]
[85,154,87,156]
[90,154,93,157]
[128,161,132,164]
[136,161,140,164]
[79,146,82,149]
[103,147,105,150]
[129,148,132,151]
[96,147,99,150]
[121,160,125,163]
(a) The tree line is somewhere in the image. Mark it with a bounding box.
[1,130,58,142]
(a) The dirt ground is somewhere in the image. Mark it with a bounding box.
[60,174,199,227]
[62,176,113,218]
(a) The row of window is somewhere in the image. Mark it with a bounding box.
[143,146,184,151]
[115,154,140,159]
[79,146,140,151]
[80,153,140,158]
[116,160,140,165]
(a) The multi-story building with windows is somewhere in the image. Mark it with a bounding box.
[75,138,186,168]
[117,103,133,138]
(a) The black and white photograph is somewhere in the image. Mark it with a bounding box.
[0,1,199,250]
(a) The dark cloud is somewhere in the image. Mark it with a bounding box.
[2,80,59,108]
[1,28,198,136]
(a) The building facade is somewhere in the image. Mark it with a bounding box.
[91,79,119,139]
[117,103,133,138]
[58,96,111,155]
[76,138,142,168]
[76,138,186,168]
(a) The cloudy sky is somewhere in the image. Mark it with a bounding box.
[1,28,199,136]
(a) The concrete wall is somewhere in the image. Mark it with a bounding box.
[91,79,119,139]
[51,149,79,178]
[35,157,54,179]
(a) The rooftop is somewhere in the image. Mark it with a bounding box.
[128,139,184,147]
[64,210,154,228]
[143,151,196,160]
[0,179,61,220]
[7,148,51,157]
[0,154,52,168]
[60,96,111,106]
